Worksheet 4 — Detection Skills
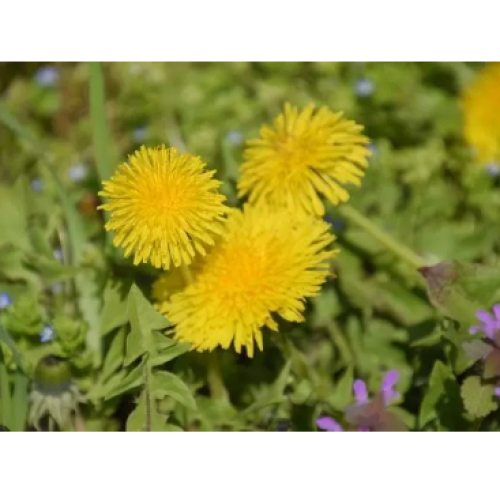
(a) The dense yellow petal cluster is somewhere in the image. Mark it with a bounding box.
[160,204,338,357]
[238,103,371,216]
[99,146,229,269]
[463,63,500,164]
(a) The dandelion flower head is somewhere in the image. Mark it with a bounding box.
[238,103,371,216]
[463,63,500,165]
[162,204,338,357]
[99,146,229,269]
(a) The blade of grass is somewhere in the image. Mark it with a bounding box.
[12,371,29,431]
[0,363,12,429]
[89,62,115,183]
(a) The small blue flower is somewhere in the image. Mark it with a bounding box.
[31,178,43,192]
[355,78,374,97]
[39,325,55,343]
[53,249,63,261]
[35,66,59,88]
[367,143,378,157]
[324,214,346,233]
[50,282,63,295]
[0,292,12,310]
[132,126,148,143]
[68,164,88,183]
[226,130,244,145]
[485,162,500,177]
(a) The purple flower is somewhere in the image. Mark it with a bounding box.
[469,305,500,338]
[355,78,374,97]
[0,292,12,310]
[316,416,343,432]
[346,370,405,432]
[464,304,500,388]
[317,370,405,432]
[381,370,400,404]
[35,66,59,88]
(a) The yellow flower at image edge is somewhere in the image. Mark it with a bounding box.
[463,63,500,165]
[99,146,229,269]
[162,204,338,357]
[238,103,371,216]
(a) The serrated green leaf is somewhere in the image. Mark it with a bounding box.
[99,327,126,383]
[150,342,191,367]
[124,326,146,367]
[461,376,498,418]
[152,371,197,411]
[125,284,171,366]
[101,362,144,401]
[99,280,128,336]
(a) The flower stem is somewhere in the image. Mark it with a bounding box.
[338,205,427,269]
[206,352,229,401]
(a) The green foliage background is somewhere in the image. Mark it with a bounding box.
[1,62,499,431]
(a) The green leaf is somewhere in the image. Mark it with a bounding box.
[101,362,144,401]
[125,284,170,365]
[150,342,191,367]
[152,371,197,411]
[420,261,500,323]
[0,324,24,369]
[328,367,354,410]
[126,393,183,432]
[99,280,128,336]
[12,372,29,432]
[461,376,498,419]
[89,62,115,183]
[0,179,29,250]
[0,364,12,428]
[99,327,126,384]
[419,360,453,428]
[273,360,292,395]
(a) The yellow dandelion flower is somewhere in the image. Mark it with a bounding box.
[463,63,500,164]
[99,146,229,269]
[238,103,371,217]
[162,204,338,357]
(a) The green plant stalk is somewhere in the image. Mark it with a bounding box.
[338,205,428,269]
[0,363,11,429]
[206,352,229,401]
[89,62,115,183]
